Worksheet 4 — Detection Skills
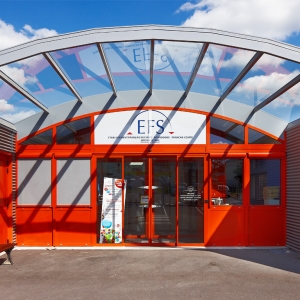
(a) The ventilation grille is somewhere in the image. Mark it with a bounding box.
[286,126,300,253]
[0,125,16,153]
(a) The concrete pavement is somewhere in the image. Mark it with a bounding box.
[1,247,300,300]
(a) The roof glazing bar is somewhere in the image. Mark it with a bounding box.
[0,70,49,113]
[97,43,117,96]
[43,53,82,103]
[218,52,263,102]
[184,43,209,98]
[149,40,155,95]
[253,73,300,113]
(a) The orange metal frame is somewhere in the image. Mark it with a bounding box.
[15,107,286,247]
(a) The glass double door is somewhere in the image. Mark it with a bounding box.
[97,156,205,245]
[124,157,176,244]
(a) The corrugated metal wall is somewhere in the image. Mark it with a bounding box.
[286,124,300,253]
[0,124,17,243]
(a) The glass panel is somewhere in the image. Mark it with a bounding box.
[97,158,122,244]
[0,79,41,123]
[152,157,176,243]
[227,54,300,108]
[21,129,52,145]
[211,159,243,205]
[262,82,300,122]
[153,41,202,91]
[178,158,204,243]
[51,45,112,97]
[248,128,281,144]
[250,159,281,205]
[56,117,90,144]
[191,45,255,96]
[57,159,90,205]
[124,157,149,243]
[0,55,75,107]
[103,41,150,91]
[18,159,51,205]
[210,116,244,144]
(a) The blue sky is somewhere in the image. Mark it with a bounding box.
[1,0,300,49]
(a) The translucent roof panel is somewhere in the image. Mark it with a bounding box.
[51,45,112,97]
[0,55,76,108]
[191,45,255,96]
[0,79,41,124]
[262,82,300,122]
[153,41,202,91]
[210,116,244,144]
[227,54,300,108]
[103,41,150,91]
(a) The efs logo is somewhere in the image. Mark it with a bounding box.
[127,110,173,136]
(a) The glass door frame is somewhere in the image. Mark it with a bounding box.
[94,154,208,247]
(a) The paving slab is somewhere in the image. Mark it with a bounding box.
[1,247,300,300]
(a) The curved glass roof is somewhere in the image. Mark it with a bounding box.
[0,25,300,138]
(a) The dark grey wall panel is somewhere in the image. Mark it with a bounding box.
[286,125,300,253]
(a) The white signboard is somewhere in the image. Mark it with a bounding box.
[94,110,206,145]
[100,177,124,243]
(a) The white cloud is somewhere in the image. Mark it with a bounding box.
[177,0,300,41]
[0,110,36,123]
[0,99,14,112]
[0,65,37,87]
[234,70,300,105]
[0,19,58,50]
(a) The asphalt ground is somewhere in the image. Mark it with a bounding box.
[1,247,300,300]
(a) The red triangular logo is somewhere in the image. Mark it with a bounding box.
[127,132,132,135]
[169,132,174,134]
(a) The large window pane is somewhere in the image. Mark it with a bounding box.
[21,129,52,145]
[211,159,243,205]
[57,159,90,205]
[18,159,51,205]
[178,158,204,243]
[250,159,281,205]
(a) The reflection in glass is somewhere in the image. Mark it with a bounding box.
[96,158,122,243]
[210,117,244,144]
[21,129,52,145]
[124,157,149,243]
[103,41,150,91]
[51,45,112,97]
[211,159,243,205]
[1,55,75,107]
[191,45,255,97]
[250,159,281,205]
[227,54,300,108]
[56,117,90,144]
[178,158,204,243]
[248,128,281,144]
[0,79,41,124]
[262,82,300,123]
[153,41,202,91]
[152,157,176,243]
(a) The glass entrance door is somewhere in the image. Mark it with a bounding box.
[124,156,176,245]
[97,156,205,245]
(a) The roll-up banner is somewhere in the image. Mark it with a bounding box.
[100,177,126,243]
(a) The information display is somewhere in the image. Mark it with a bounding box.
[95,110,206,145]
[100,177,125,243]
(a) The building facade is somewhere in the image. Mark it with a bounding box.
[0,26,299,249]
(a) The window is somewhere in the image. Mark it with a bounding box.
[56,117,90,144]
[250,159,281,205]
[211,159,243,205]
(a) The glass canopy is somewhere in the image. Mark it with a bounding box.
[0,33,300,127]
